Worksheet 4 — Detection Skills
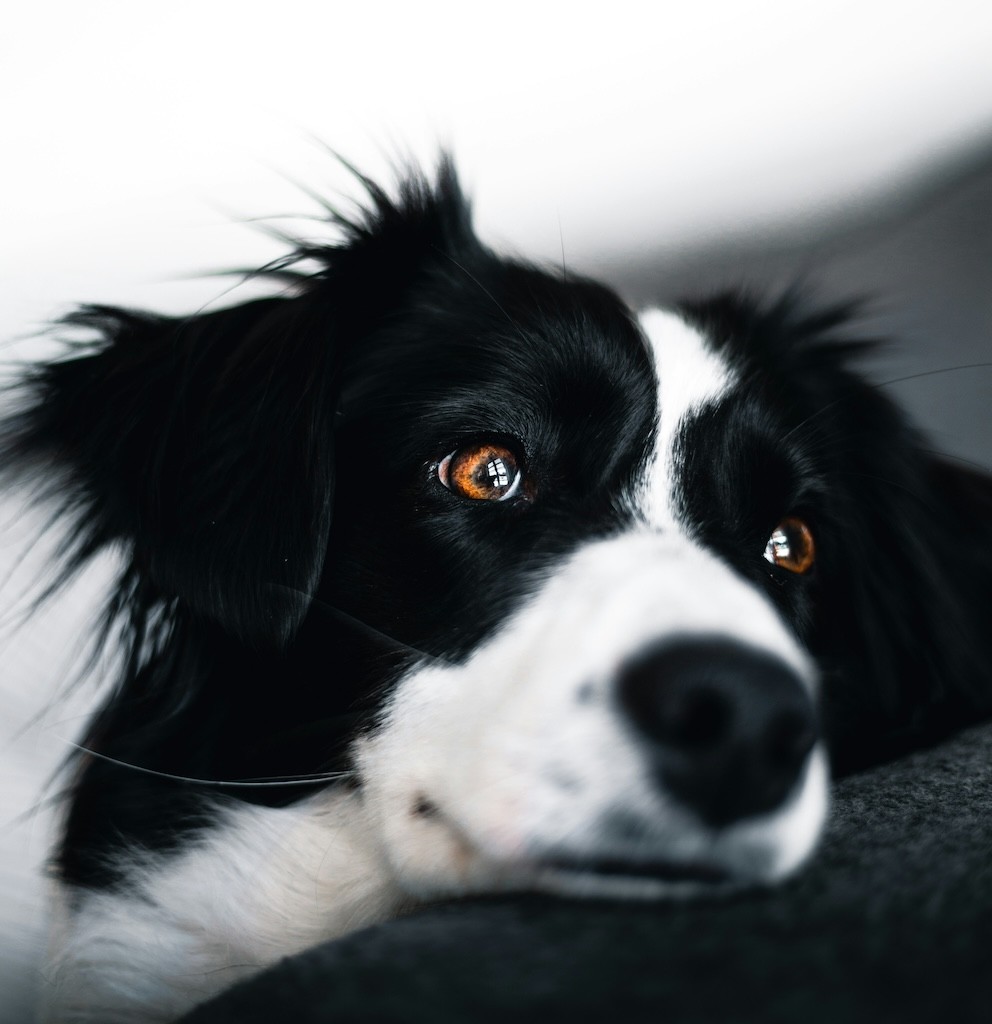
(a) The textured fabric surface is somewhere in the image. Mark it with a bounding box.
[182,723,992,1023]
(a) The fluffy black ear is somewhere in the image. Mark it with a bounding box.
[783,335,992,770]
[2,157,477,648]
[819,426,992,773]
[4,297,338,647]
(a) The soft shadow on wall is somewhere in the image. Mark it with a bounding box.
[607,137,992,474]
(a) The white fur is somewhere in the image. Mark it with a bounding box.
[638,308,735,528]
[43,790,407,1023]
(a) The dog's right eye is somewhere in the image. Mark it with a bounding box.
[436,443,524,502]
[763,516,816,574]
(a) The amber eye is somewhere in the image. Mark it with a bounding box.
[437,443,525,502]
[763,516,816,574]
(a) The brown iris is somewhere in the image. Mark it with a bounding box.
[763,516,816,574]
[437,443,524,502]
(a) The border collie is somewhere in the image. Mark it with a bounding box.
[3,158,991,1023]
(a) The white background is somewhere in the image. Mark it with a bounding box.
[3,1,992,328]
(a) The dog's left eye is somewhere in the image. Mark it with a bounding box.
[763,516,816,574]
[436,443,524,502]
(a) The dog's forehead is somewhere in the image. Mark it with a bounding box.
[340,263,741,525]
[423,262,655,391]
[636,308,735,527]
[344,262,659,459]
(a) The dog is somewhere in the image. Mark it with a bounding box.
[3,157,991,1023]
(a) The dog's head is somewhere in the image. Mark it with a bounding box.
[5,159,991,900]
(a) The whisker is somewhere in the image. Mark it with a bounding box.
[431,247,531,348]
[311,601,452,665]
[267,583,451,665]
[876,362,992,388]
[778,396,849,446]
[60,741,353,789]
[780,362,992,447]
[919,448,992,474]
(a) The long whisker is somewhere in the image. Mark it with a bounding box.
[777,395,849,445]
[60,740,354,789]
[268,583,452,665]
[780,362,992,446]
[311,600,453,665]
[875,362,992,388]
[431,247,531,348]
[919,448,992,473]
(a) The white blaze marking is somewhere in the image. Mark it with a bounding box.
[638,308,734,527]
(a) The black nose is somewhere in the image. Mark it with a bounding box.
[617,636,817,828]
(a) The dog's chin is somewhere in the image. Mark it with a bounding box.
[388,830,744,903]
[373,801,794,906]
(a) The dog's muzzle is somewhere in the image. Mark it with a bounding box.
[360,532,828,897]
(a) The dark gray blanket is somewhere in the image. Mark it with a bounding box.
[183,723,992,1023]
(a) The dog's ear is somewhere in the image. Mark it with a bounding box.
[918,455,992,700]
[5,297,339,647]
[2,158,477,648]
[819,417,992,772]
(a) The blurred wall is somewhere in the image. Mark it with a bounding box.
[609,141,992,472]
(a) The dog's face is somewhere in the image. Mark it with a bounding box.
[6,160,990,911]
[324,266,827,894]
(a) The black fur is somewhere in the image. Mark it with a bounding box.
[3,157,991,895]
